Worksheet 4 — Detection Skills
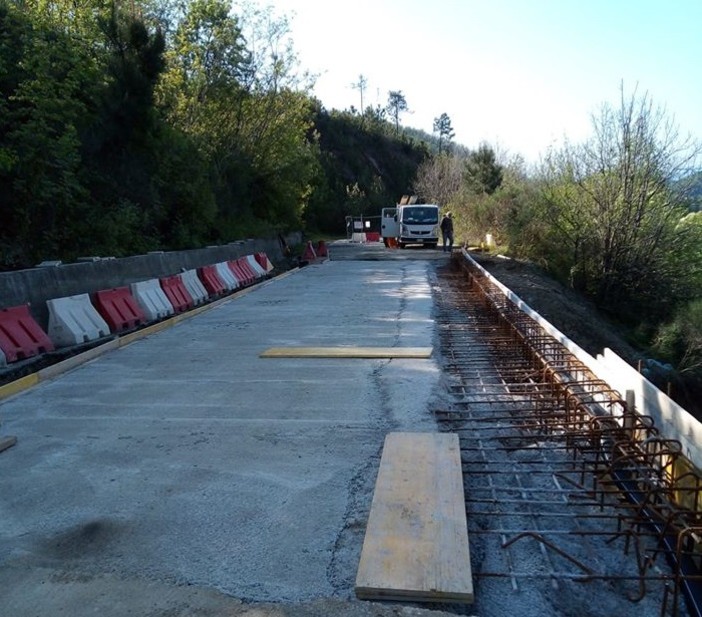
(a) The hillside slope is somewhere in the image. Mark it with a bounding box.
[471,252,642,364]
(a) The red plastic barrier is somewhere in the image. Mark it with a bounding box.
[366,232,380,242]
[94,287,146,333]
[0,304,55,363]
[225,260,246,287]
[236,257,258,284]
[316,240,328,257]
[255,252,274,272]
[160,275,194,314]
[198,265,226,296]
[301,241,317,262]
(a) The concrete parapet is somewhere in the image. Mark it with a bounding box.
[47,294,111,347]
[0,233,300,329]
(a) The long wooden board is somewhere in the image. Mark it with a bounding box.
[355,432,473,603]
[259,347,432,359]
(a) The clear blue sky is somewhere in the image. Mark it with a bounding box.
[248,0,701,164]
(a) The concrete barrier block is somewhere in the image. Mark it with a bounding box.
[130,279,175,321]
[180,270,208,305]
[215,262,239,291]
[47,294,111,347]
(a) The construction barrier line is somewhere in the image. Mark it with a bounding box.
[94,287,146,333]
[47,294,111,348]
[130,279,175,322]
[0,305,55,364]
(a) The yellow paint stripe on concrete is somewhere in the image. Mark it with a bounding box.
[260,347,432,359]
[0,270,292,399]
[0,373,39,401]
[38,339,120,381]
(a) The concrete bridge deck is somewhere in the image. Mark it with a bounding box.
[0,251,457,617]
[1,243,686,617]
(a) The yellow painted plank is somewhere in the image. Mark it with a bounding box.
[260,347,432,359]
[355,432,473,603]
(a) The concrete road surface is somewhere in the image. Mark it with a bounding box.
[0,255,460,616]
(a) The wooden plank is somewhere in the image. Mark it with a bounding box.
[259,347,432,359]
[0,436,17,454]
[355,432,473,603]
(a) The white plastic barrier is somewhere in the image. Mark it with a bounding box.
[180,269,208,305]
[47,294,111,347]
[215,262,239,291]
[245,254,267,278]
[130,279,174,321]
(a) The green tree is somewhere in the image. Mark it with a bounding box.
[464,143,503,195]
[386,90,407,135]
[158,1,316,233]
[0,1,98,267]
[158,0,248,136]
[433,112,455,154]
[538,87,700,319]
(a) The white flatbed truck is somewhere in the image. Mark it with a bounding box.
[381,204,440,249]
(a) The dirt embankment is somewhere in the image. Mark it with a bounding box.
[470,252,643,366]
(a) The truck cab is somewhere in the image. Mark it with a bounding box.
[397,204,439,248]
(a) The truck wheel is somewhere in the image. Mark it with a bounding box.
[398,242,406,249]
[427,243,437,249]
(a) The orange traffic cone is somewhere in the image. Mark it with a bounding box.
[316,240,328,257]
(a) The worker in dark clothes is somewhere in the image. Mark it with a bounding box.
[440,211,454,252]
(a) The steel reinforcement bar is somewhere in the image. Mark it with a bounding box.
[433,254,702,617]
